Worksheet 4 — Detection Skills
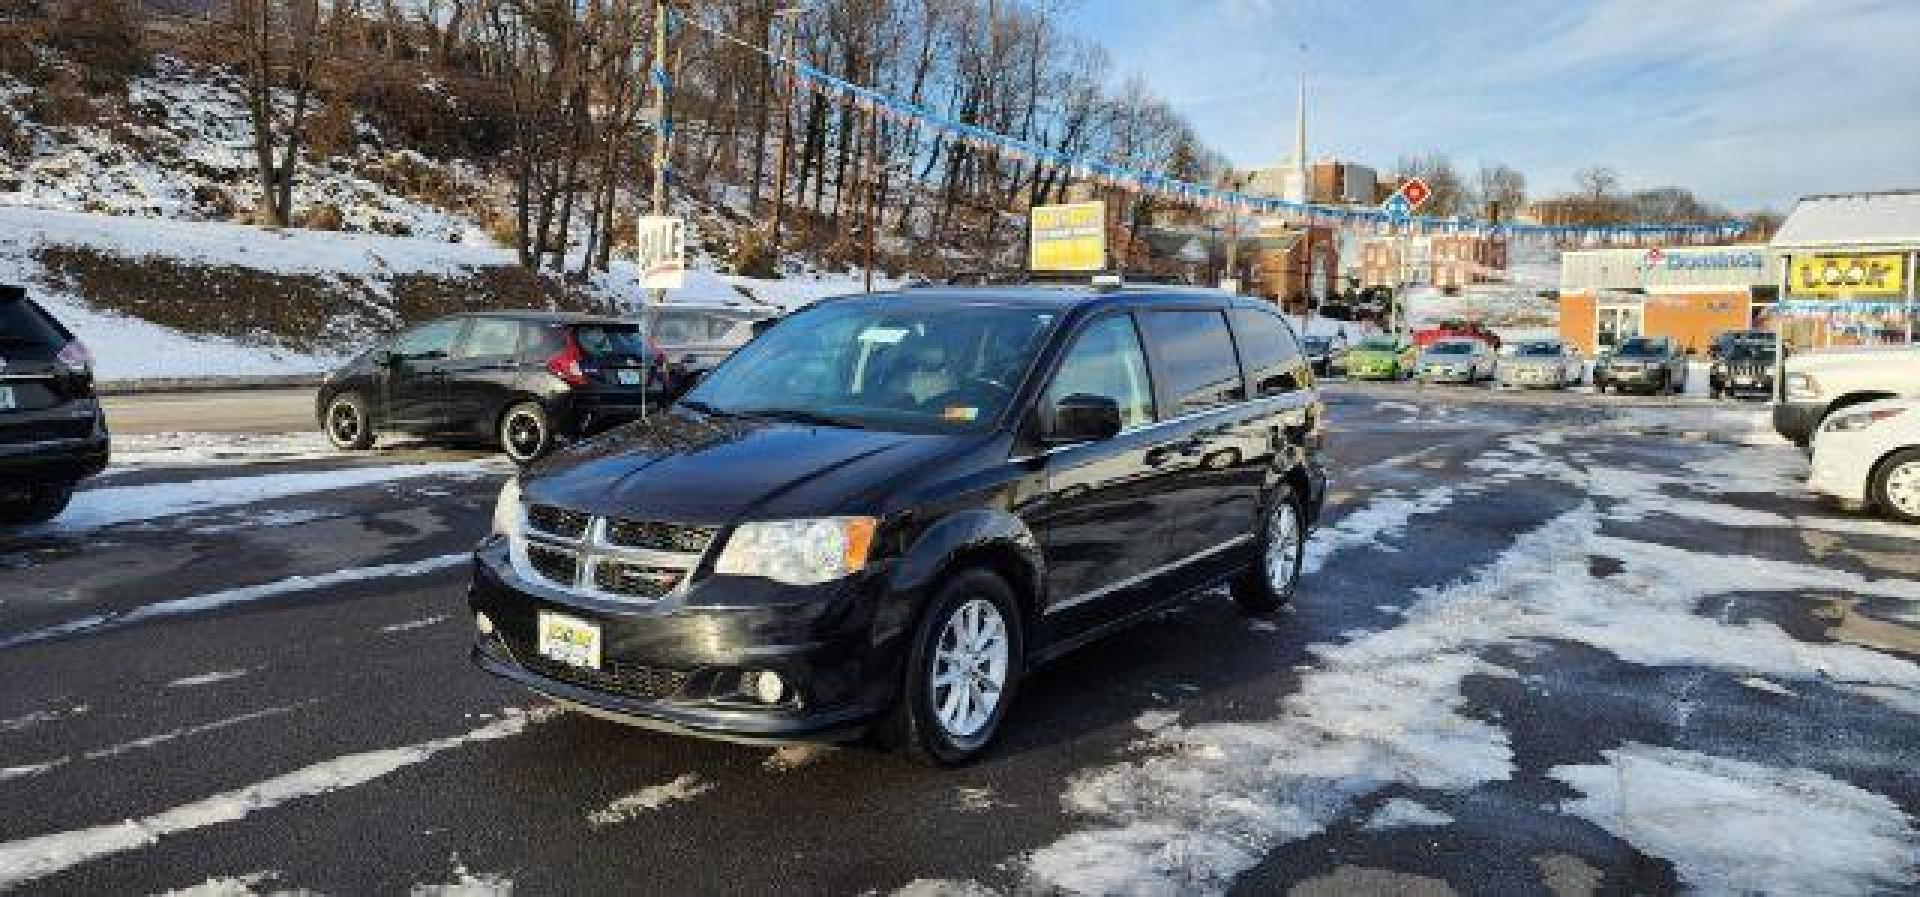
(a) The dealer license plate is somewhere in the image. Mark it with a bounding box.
[537,612,601,670]
[615,369,643,386]
[0,386,13,411]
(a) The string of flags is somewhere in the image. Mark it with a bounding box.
[681,12,1746,246]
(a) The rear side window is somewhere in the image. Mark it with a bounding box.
[1137,310,1246,414]
[391,319,463,360]
[1229,308,1311,397]
[457,318,521,358]
[574,325,651,358]
[0,296,70,346]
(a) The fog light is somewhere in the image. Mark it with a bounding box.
[748,671,786,705]
[475,612,495,636]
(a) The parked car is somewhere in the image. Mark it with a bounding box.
[1413,319,1501,350]
[0,285,108,524]
[1774,346,1920,447]
[470,287,1328,764]
[1344,335,1418,381]
[638,303,778,398]
[318,312,668,463]
[1300,333,1349,376]
[1708,333,1779,401]
[1594,336,1688,395]
[1809,397,1920,523]
[1417,338,1495,384]
[1496,339,1585,389]
[1709,328,1776,361]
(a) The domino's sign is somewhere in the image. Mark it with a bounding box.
[1643,247,1764,271]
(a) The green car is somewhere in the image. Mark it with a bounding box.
[1344,336,1418,380]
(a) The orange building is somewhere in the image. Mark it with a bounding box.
[1557,246,1779,354]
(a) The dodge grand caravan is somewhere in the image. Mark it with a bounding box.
[469,287,1328,764]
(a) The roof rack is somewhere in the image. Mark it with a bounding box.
[939,271,1200,290]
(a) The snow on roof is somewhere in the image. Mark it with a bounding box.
[1770,190,1920,250]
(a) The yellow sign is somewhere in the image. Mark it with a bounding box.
[1788,253,1907,297]
[1029,201,1107,272]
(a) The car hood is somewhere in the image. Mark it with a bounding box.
[1347,348,1400,362]
[1420,353,1475,364]
[519,408,974,524]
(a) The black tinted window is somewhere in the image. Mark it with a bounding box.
[457,318,521,358]
[1045,314,1156,430]
[391,319,463,359]
[1139,310,1246,413]
[1228,308,1310,397]
[574,325,652,358]
[0,297,69,346]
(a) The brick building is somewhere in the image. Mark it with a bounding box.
[1253,222,1339,312]
[1359,235,1508,289]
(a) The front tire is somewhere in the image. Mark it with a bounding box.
[498,401,552,464]
[1232,484,1305,613]
[1871,449,1920,524]
[882,568,1024,766]
[323,392,376,451]
[0,482,76,525]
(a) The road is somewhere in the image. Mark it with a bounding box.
[102,388,316,436]
[3,387,1918,895]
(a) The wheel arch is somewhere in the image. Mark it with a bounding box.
[1868,444,1920,505]
[889,509,1045,640]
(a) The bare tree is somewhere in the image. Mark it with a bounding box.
[1473,163,1526,222]
[232,0,326,227]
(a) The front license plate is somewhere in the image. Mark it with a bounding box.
[537,612,601,670]
[615,369,642,386]
[0,386,13,411]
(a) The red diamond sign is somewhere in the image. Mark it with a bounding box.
[1399,177,1432,210]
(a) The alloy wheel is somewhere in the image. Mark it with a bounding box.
[1264,500,1303,594]
[1886,460,1920,518]
[328,400,360,445]
[504,410,545,461]
[930,598,1009,738]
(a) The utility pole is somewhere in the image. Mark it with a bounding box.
[767,7,806,269]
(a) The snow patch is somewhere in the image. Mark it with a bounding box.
[1551,745,1919,895]
[0,759,69,783]
[166,669,249,688]
[1303,486,1462,575]
[1738,677,1796,698]
[380,615,450,634]
[1361,798,1455,831]
[0,705,89,733]
[761,744,832,773]
[409,864,515,897]
[586,774,713,828]
[1132,710,1180,733]
[43,461,497,532]
[153,871,282,897]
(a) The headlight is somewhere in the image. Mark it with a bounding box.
[1785,372,1819,400]
[492,477,523,536]
[1824,407,1905,432]
[715,517,877,585]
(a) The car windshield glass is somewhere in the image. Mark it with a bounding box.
[1616,338,1667,355]
[1302,337,1330,350]
[1517,343,1561,357]
[1724,343,1773,361]
[1429,342,1474,354]
[684,301,1058,434]
[574,325,651,357]
[1356,337,1398,351]
[649,310,737,344]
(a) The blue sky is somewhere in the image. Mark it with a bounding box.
[1063,0,1918,212]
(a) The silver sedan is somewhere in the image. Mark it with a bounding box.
[1497,340,1586,389]
[1417,339,1496,384]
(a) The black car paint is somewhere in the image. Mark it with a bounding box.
[1596,339,1687,394]
[315,312,665,449]
[469,289,1328,744]
[0,287,109,491]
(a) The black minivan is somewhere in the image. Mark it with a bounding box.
[1,285,108,524]
[318,311,666,462]
[469,288,1328,763]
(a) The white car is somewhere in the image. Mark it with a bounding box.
[1417,339,1495,384]
[1497,339,1585,389]
[1809,397,1920,523]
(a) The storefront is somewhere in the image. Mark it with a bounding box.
[1768,190,1919,349]
[1557,246,1778,355]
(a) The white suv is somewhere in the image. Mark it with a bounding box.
[1809,397,1920,522]
[1773,346,1920,446]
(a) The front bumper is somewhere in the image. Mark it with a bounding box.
[467,539,893,743]
[1774,402,1825,445]
[1419,367,1476,383]
[1808,429,1875,503]
[1499,368,1565,389]
[1599,367,1667,391]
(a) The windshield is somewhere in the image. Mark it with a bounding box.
[1724,342,1774,361]
[1302,337,1331,350]
[683,301,1058,434]
[649,309,749,344]
[1356,337,1399,351]
[1516,342,1562,357]
[1428,341,1475,355]
[1615,337,1669,355]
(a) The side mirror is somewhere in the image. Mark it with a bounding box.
[1046,393,1123,443]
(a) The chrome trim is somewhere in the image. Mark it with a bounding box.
[509,506,710,604]
[0,373,55,382]
[1045,535,1254,616]
[1010,392,1312,463]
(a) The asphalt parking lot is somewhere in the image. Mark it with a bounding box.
[2,385,1916,896]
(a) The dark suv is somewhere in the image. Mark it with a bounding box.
[469,288,1328,764]
[318,312,667,462]
[1,285,108,524]
[1595,336,1689,395]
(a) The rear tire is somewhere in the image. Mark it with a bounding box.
[498,401,552,464]
[323,392,376,451]
[1232,484,1305,613]
[1871,449,1920,524]
[1,482,75,525]
[880,568,1024,766]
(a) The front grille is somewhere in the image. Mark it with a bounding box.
[502,629,689,701]
[526,543,580,584]
[526,504,591,540]
[592,561,684,599]
[604,519,717,553]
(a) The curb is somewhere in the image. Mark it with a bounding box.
[96,374,325,396]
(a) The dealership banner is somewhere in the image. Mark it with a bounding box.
[1029,202,1108,272]
[1788,253,1908,297]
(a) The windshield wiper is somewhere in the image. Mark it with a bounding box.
[677,399,745,420]
[736,407,870,430]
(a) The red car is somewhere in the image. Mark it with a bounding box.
[1413,319,1502,351]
